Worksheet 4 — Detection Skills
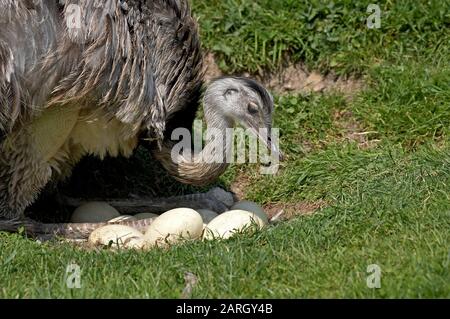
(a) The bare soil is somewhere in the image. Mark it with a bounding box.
[264,200,327,220]
[204,53,364,98]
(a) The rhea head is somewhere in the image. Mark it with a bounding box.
[202,76,283,161]
[154,76,283,186]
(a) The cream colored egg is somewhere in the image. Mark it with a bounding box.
[196,209,219,223]
[108,215,137,223]
[203,209,266,240]
[71,202,120,223]
[231,200,268,224]
[88,225,143,248]
[124,237,147,249]
[144,208,203,247]
[133,213,159,220]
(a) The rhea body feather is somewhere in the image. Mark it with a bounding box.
[0,0,205,218]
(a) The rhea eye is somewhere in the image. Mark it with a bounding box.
[247,103,259,114]
[224,88,238,97]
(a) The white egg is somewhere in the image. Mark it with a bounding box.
[71,202,120,223]
[231,200,268,224]
[124,237,147,249]
[133,213,160,220]
[108,215,137,223]
[196,209,219,223]
[203,209,266,240]
[88,225,143,248]
[144,208,203,247]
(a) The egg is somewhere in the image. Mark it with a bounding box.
[143,208,203,247]
[203,209,266,240]
[124,237,147,249]
[108,215,137,223]
[133,213,160,220]
[88,225,143,248]
[71,202,120,223]
[231,200,268,224]
[196,209,219,223]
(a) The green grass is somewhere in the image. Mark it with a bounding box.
[1,145,449,297]
[1,0,450,298]
[193,0,450,75]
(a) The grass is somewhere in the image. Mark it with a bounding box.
[1,0,449,298]
[1,144,449,297]
[192,0,450,75]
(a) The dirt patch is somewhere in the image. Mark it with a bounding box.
[204,53,363,98]
[229,171,253,200]
[204,53,223,81]
[263,65,363,98]
[332,110,380,149]
[229,170,325,220]
[264,200,327,220]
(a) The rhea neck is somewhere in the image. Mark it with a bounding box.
[200,100,234,160]
[153,100,235,186]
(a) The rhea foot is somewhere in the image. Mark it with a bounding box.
[0,215,157,240]
[58,187,237,215]
[0,188,235,240]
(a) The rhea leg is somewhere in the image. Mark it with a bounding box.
[59,187,236,214]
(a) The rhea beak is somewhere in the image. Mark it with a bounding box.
[248,126,285,162]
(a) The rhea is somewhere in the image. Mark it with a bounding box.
[0,0,281,238]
